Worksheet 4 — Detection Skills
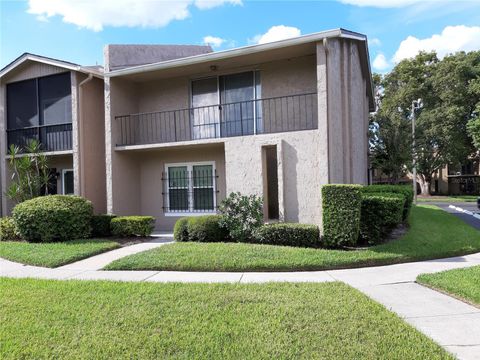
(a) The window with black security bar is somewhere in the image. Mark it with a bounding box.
[163,163,218,213]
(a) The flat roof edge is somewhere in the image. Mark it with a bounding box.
[106,28,368,78]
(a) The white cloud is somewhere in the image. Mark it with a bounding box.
[372,53,390,71]
[27,0,241,32]
[369,38,381,46]
[338,0,424,7]
[393,25,480,63]
[203,35,226,48]
[251,25,301,45]
[194,0,241,10]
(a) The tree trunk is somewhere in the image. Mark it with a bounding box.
[417,175,431,196]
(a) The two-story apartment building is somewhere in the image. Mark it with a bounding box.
[0,53,107,216]
[1,29,373,230]
[104,28,374,230]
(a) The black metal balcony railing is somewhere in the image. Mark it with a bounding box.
[116,92,318,146]
[6,123,73,152]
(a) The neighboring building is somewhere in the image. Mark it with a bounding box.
[371,158,480,195]
[0,53,107,215]
[432,158,480,195]
[104,29,374,230]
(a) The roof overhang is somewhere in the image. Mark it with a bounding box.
[0,53,103,80]
[105,28,374,111]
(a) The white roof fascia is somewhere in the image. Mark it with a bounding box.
[106,28,367,78]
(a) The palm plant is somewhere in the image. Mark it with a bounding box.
[6,140,51,204]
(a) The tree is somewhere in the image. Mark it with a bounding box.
[371,51,480,195]
[369,74,411,183]
[7,140,51,204]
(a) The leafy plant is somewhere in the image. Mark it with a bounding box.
[322,185,362,248]
[12,195,93,242]
[255,223,320,248]
[0,217,20,241]
[91,214,117,237]
[110,216,155,237]
[219,192,263,242]
[6,140,51,204]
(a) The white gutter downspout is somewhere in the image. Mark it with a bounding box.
[77,74,94,197]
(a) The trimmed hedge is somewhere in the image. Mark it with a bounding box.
[187,215,229,242]
[322,185,362,248]
[174,215,228,242]
[361,185,412,220]
[0,217,20,241]
[360,193,404,245]
[12,195,93,242]
[111,216,155,237]
[91,214,117,237]
[255,223,320,248]
[174,217,189,242]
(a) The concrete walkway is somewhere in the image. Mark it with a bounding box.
[1,246,479,359]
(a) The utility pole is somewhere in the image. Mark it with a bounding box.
[411,99,423,205]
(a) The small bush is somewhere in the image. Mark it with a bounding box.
[360,193,404,245]
[13,195,93,242]
[187,215,229,242]
[322,185,362,248]
[361,185,412,220]
[174,218,189,242]
[91,214,117,237]
[219,192,263,242]
[255,223,320,248]
[0,217,20,241]
[111,216,155,237]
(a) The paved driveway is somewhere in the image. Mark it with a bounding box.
[422,201,480,231]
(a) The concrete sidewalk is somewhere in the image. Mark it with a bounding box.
[1,249,479,359]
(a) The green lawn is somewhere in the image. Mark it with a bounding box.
[106,205,480,272]
[0,278,451,359]
[0,239,120,267]
[417,195,478,203]
[417,266,480,306]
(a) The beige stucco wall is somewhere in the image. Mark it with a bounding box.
[77,75,107,213]
[324,39,369,185]
[106,77,140,215]
[106,39,371,231]
[140,144,225,230]
[0,62,77,215]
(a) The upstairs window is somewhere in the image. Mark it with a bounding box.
[6,72,72,130]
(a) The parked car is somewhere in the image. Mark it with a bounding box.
[477,196,480,210]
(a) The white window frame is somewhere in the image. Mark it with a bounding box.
[61,169,74,195]
[165,161,217,216]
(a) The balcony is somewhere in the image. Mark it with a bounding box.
[115,92,318,147]
[6,123,73,153]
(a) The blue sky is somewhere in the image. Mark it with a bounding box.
[1,0,479,72]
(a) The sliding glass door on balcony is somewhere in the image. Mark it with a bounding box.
[6,72,73,152]
[191,71,261,140]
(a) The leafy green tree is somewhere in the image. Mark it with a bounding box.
[371,51,480,195]
[7,140,51,204]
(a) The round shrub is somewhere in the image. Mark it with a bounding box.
[174,217,189,242]
[111,216,155,237]
[91,214,117,237]
[360,193,404,245]
[0,217,20,241]
[187,215,229,242]
[12,195,93,242]
[255,223,320,248]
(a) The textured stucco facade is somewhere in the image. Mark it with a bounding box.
[105,35,373,231]
[0,58,106,214]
